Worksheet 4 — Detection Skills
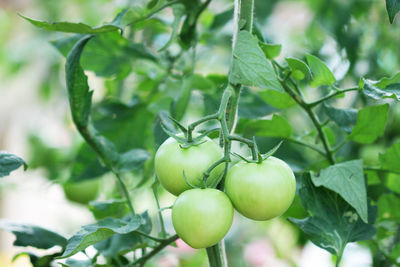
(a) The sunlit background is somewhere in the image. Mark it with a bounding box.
[1,0,399,266]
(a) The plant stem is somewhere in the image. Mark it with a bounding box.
[152,183,167,238]
[206,243,225,267]
[134,231,168,243]
[128,0,181,26]
[207,1,254,266]
[239,0,254,32]
[131,234,179,266]
[75,126,136,217]
[308,87,360,107]
[279,80,335,164]
[226,84,242,133]
[285,137,326,156]
[114,172,136,217]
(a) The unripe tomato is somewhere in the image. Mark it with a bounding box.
[63,179,100,205]
[172,188,233,249]
[155,136,223,196]
[225,156,296,221]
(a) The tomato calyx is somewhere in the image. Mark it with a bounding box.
[232,140,284,164]
[159,112,219,148]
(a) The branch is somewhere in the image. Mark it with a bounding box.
[308,87,360,107]
[285,137,326,156]
[278,80,335,164]
[131,234,179,266]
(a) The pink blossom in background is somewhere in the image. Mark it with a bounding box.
[244,239,274,266]
[167,238,197,254]
[157,254,179,267]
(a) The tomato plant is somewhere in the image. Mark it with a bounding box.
[172,188,233,249]
[225,156,296,221]
[0,0,400,266]
[155,135,224,196]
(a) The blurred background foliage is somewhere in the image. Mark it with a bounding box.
[0,0,400,266]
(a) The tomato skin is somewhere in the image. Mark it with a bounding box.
[225,156,296,221]
[172,188,233,249]
[155,136,223,196]
[63,179,100,205]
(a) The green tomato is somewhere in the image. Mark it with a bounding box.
[155,136,223,196]
[63,179,100,205]
[225,156,296,221]
[172,188,233,249]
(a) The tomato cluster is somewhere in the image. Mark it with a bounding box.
[155,135,296,249]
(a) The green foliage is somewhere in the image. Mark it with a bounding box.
[60,216,146,258]
[21,15,121,33]
[386,0,400,23]
[0,220,67,249]
[65,35,95,128]
[290,174,376,256]
[244,114,293,138]
[229,31,281,91]
[323,104,358,133]
[6,0,400,266]
[0,152,27,178]
[349,104,389,144]
[311,160,368,222]
[379,142,400,172]
[306,54,336,88]
[286,57,311,81]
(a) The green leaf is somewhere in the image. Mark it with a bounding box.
[52,32,156,77]
[322,104,358,133]
[379,142,400,173]
[171,75,193,121]
[21,15,121,34]
[120,0,170,28]
[244,114,293,138]
[59,216,144,258]
[375,72,400,88]
[306,54,336,87]
[349,104,389,144]
[322,126,336,147]
[238,88,276,118]
[0,220,67,249]
[89,199,128,220]
[116,149,151,172]
[70,143,108,182]
[289,174,376,255]
[210,7,234,30]
[229,31,282,91]
[311,160,368,222]
[378,194,400,222]
[386,0,400,23]
[362,79,400,101]
[14,251,62,267]
[147,0,160,9]
[65,35,94,127]
[259,42,282,59]
[94,212,153,257]
[286,57,311,81]
[0,151,27,178]
[153,111,174,150]
[63,258,92,267]
[259,90,296,109]
[92,100,154,152]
